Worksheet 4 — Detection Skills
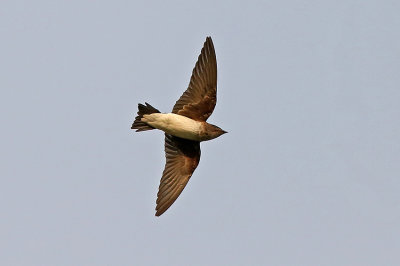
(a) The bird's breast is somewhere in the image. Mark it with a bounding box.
[142,113,203,141]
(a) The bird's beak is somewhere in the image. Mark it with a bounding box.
[222,130,228,134]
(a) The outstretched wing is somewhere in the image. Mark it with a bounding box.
[155,134,201,216]
[172,37,217,121]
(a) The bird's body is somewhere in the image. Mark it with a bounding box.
[142,113,203,141]
[131,37,226,216]
[142,113,225,142]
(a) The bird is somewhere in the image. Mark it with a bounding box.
[131,37,226,216]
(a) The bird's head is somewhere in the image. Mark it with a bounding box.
[202,123,227,141]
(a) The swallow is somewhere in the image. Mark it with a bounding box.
[131,37,226,216]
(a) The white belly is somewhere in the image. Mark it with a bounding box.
[142,113,202,141]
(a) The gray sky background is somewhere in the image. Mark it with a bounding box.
[1,1,399,265]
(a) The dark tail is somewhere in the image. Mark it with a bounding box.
[131,102,160,132]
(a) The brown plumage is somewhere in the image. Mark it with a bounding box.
[131,37,226,216]
[131,103,160,131]
[155,134,200,216]
[172,37,217,121]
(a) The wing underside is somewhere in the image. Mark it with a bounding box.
[155,134,201,216]
[172,37,217,121]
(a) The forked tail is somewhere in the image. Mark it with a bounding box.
[131,102,160,132]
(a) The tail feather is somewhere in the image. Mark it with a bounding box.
[131,102,160,132]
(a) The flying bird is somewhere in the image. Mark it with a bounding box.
[131,37,226,216]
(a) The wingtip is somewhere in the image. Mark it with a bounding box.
[155,208,164,217]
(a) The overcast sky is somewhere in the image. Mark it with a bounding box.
[1,1,400,265]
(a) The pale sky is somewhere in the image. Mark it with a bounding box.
[1,1,400,265]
